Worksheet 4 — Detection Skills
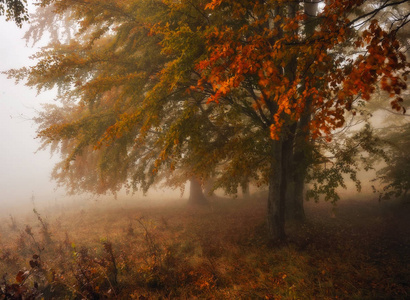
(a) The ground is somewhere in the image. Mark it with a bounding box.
[0,194,409,299]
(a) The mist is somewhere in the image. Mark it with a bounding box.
[0,21,133,216]
[0,17,59,216]
[0,18,188,218]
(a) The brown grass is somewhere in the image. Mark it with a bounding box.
[0,196,409,299]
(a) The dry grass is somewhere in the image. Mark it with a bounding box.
[0,196,409,299]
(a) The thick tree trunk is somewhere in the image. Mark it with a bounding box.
[288,111,310,222]
[286,175,306,221]
[285,0,319,222]
[267,140,286,243]
[291,172,306,221]
[188,177,208,205]
[266,0,319,240]
[282,1,305,222]
[287,124,307,222]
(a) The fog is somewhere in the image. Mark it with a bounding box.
[0,15,193,219]
[0,17,61,216]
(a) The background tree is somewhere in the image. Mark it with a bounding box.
[6,0,408,242]
[368,92,410,201]
[375,122,410,200]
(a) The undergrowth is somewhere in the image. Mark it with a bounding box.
[0,198,409,299]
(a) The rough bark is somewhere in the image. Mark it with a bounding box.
[188,177,208,205]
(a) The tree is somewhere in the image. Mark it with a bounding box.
[191,0,408,240]
[6,0,408,242]
[0,0,28,27]
[375,122,410,200]
[369,96,410,201]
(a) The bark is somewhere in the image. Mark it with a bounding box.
[288,117,309,222]
[188,177,208,205]
[284,147,306,221]
[288,98,310,222]
[290,171,307,221]
[267,140,286,243]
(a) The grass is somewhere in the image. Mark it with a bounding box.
[0,195,409,299]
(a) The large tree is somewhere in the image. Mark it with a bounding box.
[189,0,408,240]
[7,0,408,242]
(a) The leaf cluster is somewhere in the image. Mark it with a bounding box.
[0,0,28,27]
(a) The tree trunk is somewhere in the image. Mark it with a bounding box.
[287,123,308,222]
[286,0,319,222]
[291,172,306,221]
[188,177,208,205]
[242,181,251,199]
[267,140,286,243]
[288,104,310,222]
[286,178,306,221]
[266,0,320,240]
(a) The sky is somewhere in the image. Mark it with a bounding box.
[0,15,62,214]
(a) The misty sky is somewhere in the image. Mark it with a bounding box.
[0,17,60,213]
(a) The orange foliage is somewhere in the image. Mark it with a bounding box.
[195,0,407,140]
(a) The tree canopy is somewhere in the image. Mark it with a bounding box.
[6,0,409,242]
[0,0,28,27]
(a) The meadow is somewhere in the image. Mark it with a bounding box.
[0,194,409,299]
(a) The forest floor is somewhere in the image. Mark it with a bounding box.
[0,194,409,299]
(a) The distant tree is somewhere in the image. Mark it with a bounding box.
[307,122,391,203]
[375,122,410,200]
[6,0,408,242]
[0,0,28,27]
[367,97,410,201]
